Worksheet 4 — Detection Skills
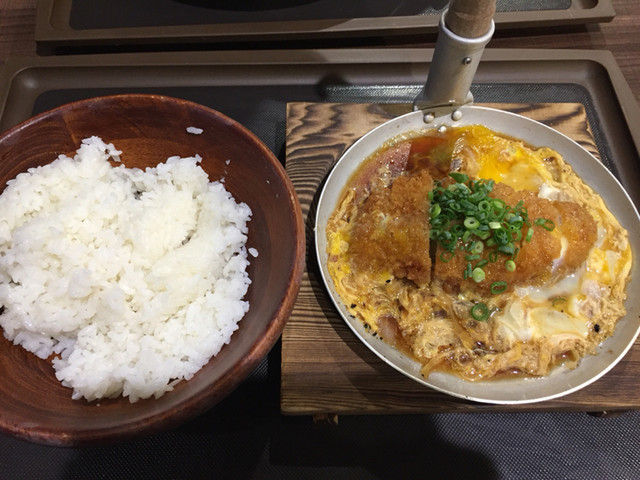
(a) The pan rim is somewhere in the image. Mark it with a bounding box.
[314,105,640,405]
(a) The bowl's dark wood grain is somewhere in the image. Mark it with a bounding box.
[0,94,305,446]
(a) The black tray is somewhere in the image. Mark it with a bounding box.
[1,48,638,206]
[35,0,616,55]
[1,49,640,478]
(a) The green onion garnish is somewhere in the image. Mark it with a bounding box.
[470,241,484,254]
[535,218,556,231]
[429,174,554,290]
[464,217,480,229]
[470,302,490,321]
[490,281,508,294]
[472,267,486,283]
[525,227,534,242]
[439,251,454,263]
[497,244,515,256]
[449,172,469,184]
[464,262,473,280]
[475,259,489,269]
[493,228,510,246]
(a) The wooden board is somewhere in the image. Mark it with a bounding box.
[281,102,640,415]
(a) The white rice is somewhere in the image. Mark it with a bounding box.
[0,136,253,403]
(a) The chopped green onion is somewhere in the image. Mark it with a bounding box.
[535,218,556,231]
[508,215,524,228]
[464,217,480,229]
[497,244,515,256]
[491,281,508,294]
[460,199,476,212]
[452,224,466,237]
[470,241,484,254]
[510,228,523,242]
[489,200,507,220]
[477,200,491,212]
[429,174,541,288]
[525,227,534,242]
[464,262,473,280]
[431,216,450,230]
[468,191,484,203]
[493,229,510,246]
[449,172,469,184]
[440,236,457,251]
[439,251,454,263]
[492,198,506,209]
[472,267,486,283]
[472,229,491,240]
[470,302,490,322]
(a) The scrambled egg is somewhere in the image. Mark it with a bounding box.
[326,125,631,381]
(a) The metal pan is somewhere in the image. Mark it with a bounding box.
[314,0,640,404]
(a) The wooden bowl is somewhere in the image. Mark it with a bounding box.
[0,94,305,446]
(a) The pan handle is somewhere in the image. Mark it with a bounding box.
[413,0,495,112]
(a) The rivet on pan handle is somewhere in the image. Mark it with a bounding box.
[413,0,496,112]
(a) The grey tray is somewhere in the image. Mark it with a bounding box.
[1,48,640,480]
[35,0,615,55]
[1,49,638,207]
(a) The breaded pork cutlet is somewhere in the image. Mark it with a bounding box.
[348,169,434,286]
[434,182,597,294]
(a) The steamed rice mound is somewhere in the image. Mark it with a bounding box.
[0,136,253,403]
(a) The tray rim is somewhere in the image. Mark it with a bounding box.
[0,46,639,414]
[34,0,615,52]
[1,48,638,163]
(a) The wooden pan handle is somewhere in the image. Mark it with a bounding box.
[445,0,496,38]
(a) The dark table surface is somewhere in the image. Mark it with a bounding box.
[1,1,640,479]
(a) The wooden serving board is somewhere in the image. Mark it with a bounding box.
[281,102,640,415]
